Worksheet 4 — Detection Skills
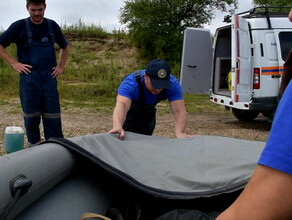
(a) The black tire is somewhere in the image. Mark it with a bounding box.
[232,108,259,121]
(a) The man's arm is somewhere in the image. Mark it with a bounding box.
[216,165,292,220]
[289,8,292,22]
[109,95,132,140]
[52,45,69,78]
[169,99,191,138]
[0,45,31,74]
[279,49,292,95]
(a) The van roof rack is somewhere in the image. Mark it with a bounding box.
[226,6,291,29]
[240,6,290,18]
[223,6,290,25]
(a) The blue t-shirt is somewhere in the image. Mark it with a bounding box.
[118,70,183,105]
[0,17,68,64]
[258,81,292,175]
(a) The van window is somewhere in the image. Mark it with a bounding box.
[279,32,292,61]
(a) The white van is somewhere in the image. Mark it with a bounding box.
[180,7,292,121]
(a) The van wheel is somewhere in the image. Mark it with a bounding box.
[232,108,259,121]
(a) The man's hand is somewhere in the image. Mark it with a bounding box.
[175,133,193,138]
[109,127,126,140]
[52,66,64,78]
[11,62,32,74]
[109,95,132,140]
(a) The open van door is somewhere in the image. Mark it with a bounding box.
[232,15,252,102]
[180,28,212,94]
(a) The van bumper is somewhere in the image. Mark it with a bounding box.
[249,97,278,113]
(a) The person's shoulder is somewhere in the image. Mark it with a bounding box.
[120,72,140,89]
[169,74,181,87]
[44,18,60,28]
[169,74,177,80]
[2,19,26,35]
[124,72,137,81]
[9,19,26,28]
[170,74,179,81]
[166,74,182,99]
[118,72,139,98]
[44,18,57,23]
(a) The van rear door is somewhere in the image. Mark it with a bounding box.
[232,15,252,102]
[180,28,212,94]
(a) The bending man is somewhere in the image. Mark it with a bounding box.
[109,59,191,140]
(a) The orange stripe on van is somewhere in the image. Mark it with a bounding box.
[262,66,284,75]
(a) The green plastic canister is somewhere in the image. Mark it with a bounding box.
[4,126,24,154]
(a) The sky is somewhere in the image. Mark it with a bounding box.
[0,0,253,33]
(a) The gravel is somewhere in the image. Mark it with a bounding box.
[0,100,271,155]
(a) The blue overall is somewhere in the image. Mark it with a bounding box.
[20,18,63,144]
[122,72,166,135]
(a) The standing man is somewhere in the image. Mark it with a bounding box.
[109,58,191,140]
[0,0,69,146]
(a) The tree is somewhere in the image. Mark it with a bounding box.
[253,0,291,7]
[119,0,237,63]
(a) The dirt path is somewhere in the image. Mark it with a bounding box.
[0,101,271,155]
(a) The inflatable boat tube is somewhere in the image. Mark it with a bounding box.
[0,132,266,219]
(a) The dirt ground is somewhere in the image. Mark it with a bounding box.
[0,99,271,155]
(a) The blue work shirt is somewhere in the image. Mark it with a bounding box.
[258,81,292,175]
[118,70,183,105]
[0,17,67,65]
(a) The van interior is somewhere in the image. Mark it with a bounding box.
[213,26,232,97]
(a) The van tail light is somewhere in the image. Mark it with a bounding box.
[253,68,260,89]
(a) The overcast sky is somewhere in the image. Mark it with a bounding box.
[0,0,253,33]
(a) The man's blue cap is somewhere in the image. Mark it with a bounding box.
[27,0,45,4]
[145,59,171,89]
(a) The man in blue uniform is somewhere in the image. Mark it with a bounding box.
[217,72,292,220]
[217,10,292,220]
[278,8,292,101]
[0,0,69,146]
[109,59,191,140]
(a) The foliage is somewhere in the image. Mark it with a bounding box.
[119,0,237,63]
[253,0,292,7]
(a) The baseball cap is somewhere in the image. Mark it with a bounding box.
[145,59,171,89]
[27,0,46,4]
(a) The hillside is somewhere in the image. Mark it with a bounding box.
[0,33,271,155]
[65,33,144,76]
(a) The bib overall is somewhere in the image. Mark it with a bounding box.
[19,18,63,144]
[123,72,166,135]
